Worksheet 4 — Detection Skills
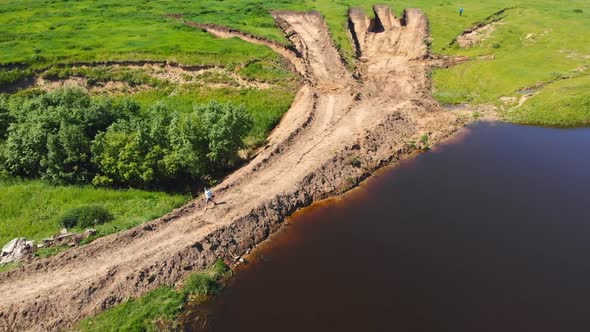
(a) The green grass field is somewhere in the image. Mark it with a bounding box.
[505,74,590,126]
[0,177,188,246]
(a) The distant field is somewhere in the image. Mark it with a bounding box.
[0,0,281,66]
[2,0,588,117]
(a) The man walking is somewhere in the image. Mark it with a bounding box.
[459,8,464,16]
[204,187,217,211]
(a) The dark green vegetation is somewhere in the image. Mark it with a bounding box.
[59,205,114,229]
[78,260,230,332]
[0,89,252,190]
[91,98,252,190]
[131,85,295,146]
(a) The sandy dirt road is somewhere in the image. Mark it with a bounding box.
[1,6,473,331]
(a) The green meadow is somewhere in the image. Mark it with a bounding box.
[1,0,588,113]
[0,0,588,260]
[0,177,188,246]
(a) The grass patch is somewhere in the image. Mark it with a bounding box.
[505,74,590,126]
[0,68,35,88]
[0,261,22,273]
[0,178,189,245]
[35,245,69,259]
[78,259,230,332]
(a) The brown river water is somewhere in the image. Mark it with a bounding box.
[184,122,590,332]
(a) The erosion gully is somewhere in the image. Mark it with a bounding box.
[183,122,590,332]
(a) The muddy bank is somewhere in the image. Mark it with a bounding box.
[0,6,481,331]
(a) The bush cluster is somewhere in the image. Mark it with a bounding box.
[59,205,114,229]
[0,88,253,191]
[0,68,35,89]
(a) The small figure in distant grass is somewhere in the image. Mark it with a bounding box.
[459,8,464,16]
[203,187,217,211]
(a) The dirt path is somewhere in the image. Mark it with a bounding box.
[0,6,474,331]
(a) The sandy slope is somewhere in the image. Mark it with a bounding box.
[0,6,472,331]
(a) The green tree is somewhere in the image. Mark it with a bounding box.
[0,94,13,140]
[92,101,252,190]
[195,101,253,170]
[2,89,138,183]
[92,103,176,188]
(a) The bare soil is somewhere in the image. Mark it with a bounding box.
[0,6,482,331]
[30,63,273,94]
[455,20,503,48]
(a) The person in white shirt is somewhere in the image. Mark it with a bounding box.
[204,187,217,211]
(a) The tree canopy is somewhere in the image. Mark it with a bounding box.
[0,89,253,192]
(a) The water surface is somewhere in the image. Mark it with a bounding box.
[186,122,590,332]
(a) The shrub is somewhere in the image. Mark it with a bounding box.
[183,273,220,297]
[59,205,114,229]
[2,90,253,192]
[2,89,139,183]
[183,259,229,297]
[92,101,252,190]
[195,101,253,169]
[420,134,429,145]
[0,95,13,139]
